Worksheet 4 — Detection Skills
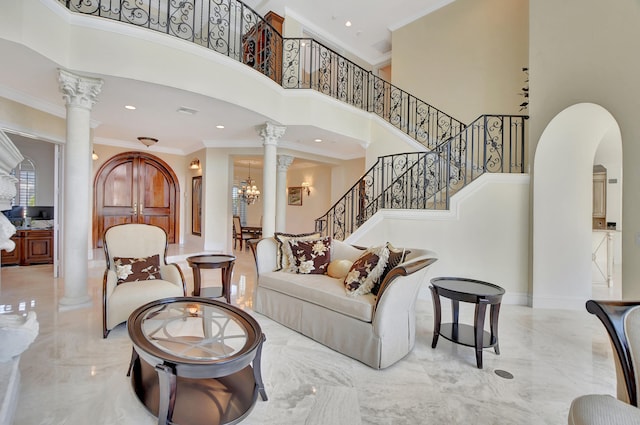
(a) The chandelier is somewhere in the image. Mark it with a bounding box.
[238,163,260,205]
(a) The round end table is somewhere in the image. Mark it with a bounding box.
[429,277,505,369]
[187,254,236,303]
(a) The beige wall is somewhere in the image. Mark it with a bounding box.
[285,164,332,234]
[392,0,529,123]
[0,97,65,143]
[330,158,365,204]
[529,0,640,298]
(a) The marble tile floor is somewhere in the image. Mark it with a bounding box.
[0,246,619,425]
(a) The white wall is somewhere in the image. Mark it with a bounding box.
[348,174,530,304]
[529,0,640,299]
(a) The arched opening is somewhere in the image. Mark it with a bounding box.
[532,103,622,309]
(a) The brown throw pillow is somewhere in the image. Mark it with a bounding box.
[274,232,321,271]
[344,245,389,296]
[113,254,162,284]
[289,237,332,274]
[372,243,411,295]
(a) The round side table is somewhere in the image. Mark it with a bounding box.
[187,254,236,304]
[429,277,505,369]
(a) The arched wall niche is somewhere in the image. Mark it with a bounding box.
[533,103,622,309]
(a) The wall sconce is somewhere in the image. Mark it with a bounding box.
[92,150,98,161]
[189,158,200,169]
[301,181,311,196]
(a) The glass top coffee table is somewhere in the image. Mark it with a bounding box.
[429,277,505,369]
[127,297,267,425]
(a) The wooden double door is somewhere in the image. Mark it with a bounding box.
[93,152,179,248]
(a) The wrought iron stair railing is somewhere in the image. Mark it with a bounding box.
[55,1,527,240]
[315,115,527,240]
[57,0,465,149]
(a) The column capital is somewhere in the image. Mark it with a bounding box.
[259,122,286,146]
[58,69,103,110]
[277,154,294,172]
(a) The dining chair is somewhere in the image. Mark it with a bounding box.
[233,215,252,250]
[567,300,640,424]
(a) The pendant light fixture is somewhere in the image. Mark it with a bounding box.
[238,162,260,205]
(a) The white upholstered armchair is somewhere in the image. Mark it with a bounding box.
[568,300,640,425]
[102,224,186,338]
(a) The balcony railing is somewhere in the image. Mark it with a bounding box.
[315,115,527,240]
[57,0,464,148]
[56,0,527,241]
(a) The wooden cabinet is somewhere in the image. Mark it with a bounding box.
[1,229,53,266]
[22,229,53,265]
[593,165,607,230]
[1,234,21,266]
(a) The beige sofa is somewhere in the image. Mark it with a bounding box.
[252,237,437,369]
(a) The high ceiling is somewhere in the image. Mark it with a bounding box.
[0,0,453,168]
[246,0,453,65]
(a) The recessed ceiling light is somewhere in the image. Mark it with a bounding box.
[125,105,136,110]
[314,138,322,143]
[216,125,225,129]
[345,21,352,27]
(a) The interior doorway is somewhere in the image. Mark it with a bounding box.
[93,151,180,248]
[532,103,622,309]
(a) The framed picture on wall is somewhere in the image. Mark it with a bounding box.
[288,186,303,206]
[192,176,202,235]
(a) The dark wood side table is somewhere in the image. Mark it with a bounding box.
[430,277,505,369]
[187,254,236,304]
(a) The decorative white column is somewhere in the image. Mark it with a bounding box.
[259,122,286,238]
[276,155,293,232]
[58,69,103,308]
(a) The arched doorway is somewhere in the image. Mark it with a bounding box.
[532,103,622,309]
[93,151,180,248]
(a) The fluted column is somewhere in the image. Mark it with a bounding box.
[276,155,293,232]
[259,122,286,238]
[58,69,103,308]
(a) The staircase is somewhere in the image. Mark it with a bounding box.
[57,0,528,240]
[315,115,527,240]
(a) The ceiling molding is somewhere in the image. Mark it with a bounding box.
[93,136,186,155]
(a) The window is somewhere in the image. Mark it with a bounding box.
[231,185,247,225]
[11,157,36,207]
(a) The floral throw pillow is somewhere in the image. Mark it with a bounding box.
[113,254,162,284]
[371,243,411,296]
[344,245,390,296]
[274,232,321,271]
[289,237,332,274]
